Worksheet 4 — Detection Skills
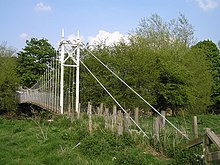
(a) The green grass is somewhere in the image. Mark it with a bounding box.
[0,115,169,165]
[138,114,220,138]
[138,113,220,164]
[1,112,219,165]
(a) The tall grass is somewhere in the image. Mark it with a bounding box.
[1,107,219,165]
[136,113,220,164]
[0,114,169,165]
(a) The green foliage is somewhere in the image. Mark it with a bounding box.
[0,115,168,165]
[80,14,212,114]
[171,147,203,165]
[155,49,190,113]
[113,149,146,165]
[79,131,115,157]
[80,44,160,109]
[0,43,19,111]
[134,14,212,114]
[135,13,195,47]
[79,131,135,158]
[1,112,220,164]
[17,38,56,87]
[192,40,220,113]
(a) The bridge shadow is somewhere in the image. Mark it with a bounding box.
[19,103,53,118]
[1,103,54,119]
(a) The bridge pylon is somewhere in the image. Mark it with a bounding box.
[59,29,80,115]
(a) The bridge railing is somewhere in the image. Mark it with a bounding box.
[17,89,60,113]
[184,128,220,164]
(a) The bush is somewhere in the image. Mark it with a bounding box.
[78,130,135,159]
[113,149,143,165]
[171,147,203,165]
[0,43,19,111]
[79,131,116,157]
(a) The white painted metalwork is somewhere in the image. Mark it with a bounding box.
[59,30,81,115]
[18,29,81,116]
[60,29,65,114]
[75,31,80,114]
[16,30,189,140]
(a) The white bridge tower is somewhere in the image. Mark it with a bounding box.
[59,29,80,115]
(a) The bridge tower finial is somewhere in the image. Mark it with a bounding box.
[62,28,64,38]
[77,30,80,39]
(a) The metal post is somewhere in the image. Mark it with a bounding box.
[60,29,65,114]
[75,31,80,114]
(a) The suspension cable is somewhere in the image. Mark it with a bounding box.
[84,46,189,140]
[80,60,149,138]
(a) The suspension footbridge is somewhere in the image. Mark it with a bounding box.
[18,30,80,115]
[17,30,189,140]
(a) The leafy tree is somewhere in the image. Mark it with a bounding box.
[183,47,213,114]
[192,40,220,113]
[80,43,160,109]
[135,14,195,48]
[17,38,56,88]
[0,43,19,111]
[80,14,212,115]
[130,14,212,114]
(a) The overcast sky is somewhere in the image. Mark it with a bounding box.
[0,0,220,51]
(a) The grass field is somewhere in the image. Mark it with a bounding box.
[0,107,220,165]
[0,112,170,165]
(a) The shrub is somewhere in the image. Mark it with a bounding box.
[171,146,203,165]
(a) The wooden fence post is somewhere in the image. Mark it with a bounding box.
[99,103,103,116]
[111,105,117,132]
[183,128,220,163]
[105,107,109,129]
[97,107,100,116]
[117,110,123,135]
[87,102,90,115]
[153,117,160,143]
[124,112,130,133]
[88,102,92,134]
[192,116,198,138]
[203,128,211,165]
[161,111,166,129]
[135,107,139,125]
